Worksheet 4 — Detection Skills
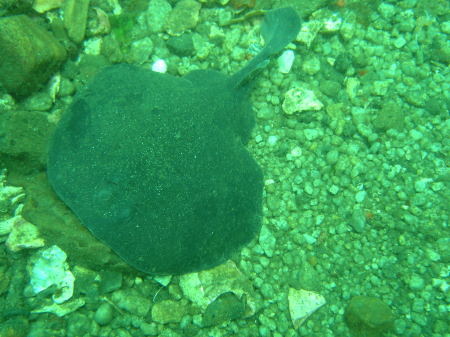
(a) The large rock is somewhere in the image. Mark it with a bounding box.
[0,15,66,98]
[345,296,395,337]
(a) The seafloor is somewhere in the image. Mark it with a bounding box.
[0,0,448,336]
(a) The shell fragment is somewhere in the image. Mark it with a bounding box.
[277,50,295,74]
[283,86,324,114]
[288,288,326,329]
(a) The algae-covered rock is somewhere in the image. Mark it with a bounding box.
[0,15,66,98]
[146,0,171,33]
[373,101,405,131]
[165,0,201,36]
[203,292,246,327]
[345,296,395,337]
[151,300,188,324]
[111,288,151,316]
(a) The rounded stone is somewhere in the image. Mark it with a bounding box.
[94,303,114,325]
[345,296,395,336]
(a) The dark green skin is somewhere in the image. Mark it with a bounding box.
[47,8,300,275]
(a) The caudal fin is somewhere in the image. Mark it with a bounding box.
[229,7,301,88]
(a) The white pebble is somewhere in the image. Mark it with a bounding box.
[277,50,295,74]
[152,59,167,73]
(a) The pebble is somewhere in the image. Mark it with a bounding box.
[22,92,53,111]
[267,135,278,145]
[296,20,321,47]
[167,34,195,56]
[319,80,341,98]
[303,233,316,245]
[288,288,326,328]
[98,271,122,294]
[128,37,153,64]
[378,3,396,19]
[59,78,75,97]
[441,21,450,34]
[409,274,425,290]
[146,0,172,33]
[152,59,167,73]
[329,185,339,195]
[140,322,158,336]
[27,245,74,304]
[111,289,151,316]
[350,208,366,233]
[0,15,66,98]
[393,36,407,48]
[277,50,295,74]
[302,56,321,75]
[203,292,245,327]
[282,86,323,115]
[151,300,187,324]
[355,190,367,203]
[33,0,64,13]
[259,225,276,257]
[304,128,321,141]
[94,303,114,325]
[63,0,90,43]
[345,296,395,336]
[165,0,201,36]
[260,283,274,299]
[322,13,342,32]
[425,248,440,262]
[304,182,314,195]
[326,150,339,164]
[414,178,432,192]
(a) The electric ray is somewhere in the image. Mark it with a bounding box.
[48,8,301,275]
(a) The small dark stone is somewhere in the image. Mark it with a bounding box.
[431,36,450,64]
[334,53,353,74]
[99,271,123,294]
[373,101,405,131]
[167,33,195,56]
[319,80,341,98]
[202,292,246,327]
[425,98,448,116]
